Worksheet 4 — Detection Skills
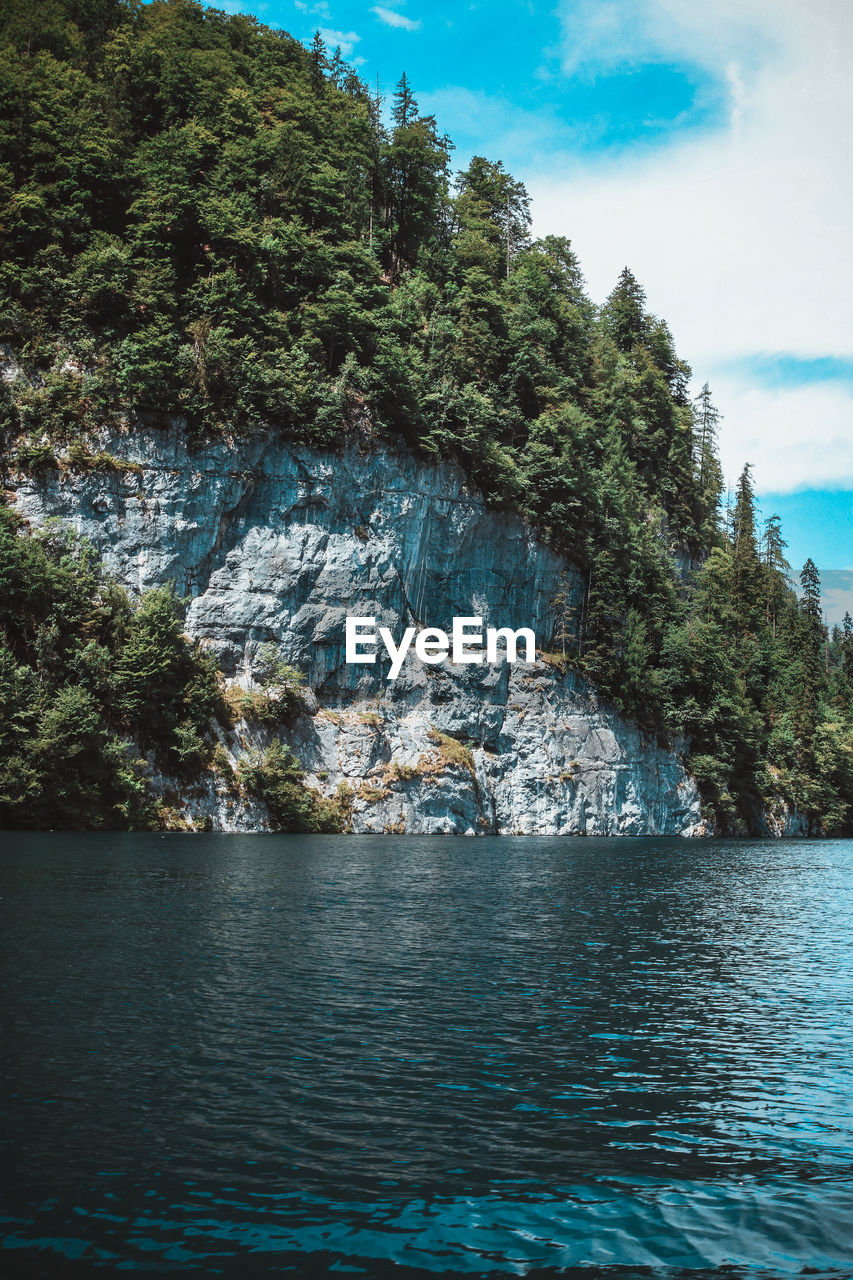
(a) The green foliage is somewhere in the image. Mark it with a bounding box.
[730,464,762,633]
[428,728,476,776]
[114,583,223,772]
[0,0,849,835]
[0,503,224,828]
[601,267,648,354]
[237,741,348,832]
[456,155,531,281]
[226,646,306,725]
[660,510,853,833]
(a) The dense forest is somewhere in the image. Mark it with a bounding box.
[0,0,851,833]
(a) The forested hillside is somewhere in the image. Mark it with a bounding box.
[0,0,851,832]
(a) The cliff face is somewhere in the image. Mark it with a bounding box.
[8,425,703,835]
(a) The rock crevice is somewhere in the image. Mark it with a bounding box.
[9,427,703,835]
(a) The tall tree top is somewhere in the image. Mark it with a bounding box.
[694,382,720,431]
[310,30,326,91]
[800,558,822,622]
[392,72,417,128]
[761,513,789,572]
[455,156,531,276]
[602,267,647,353]
[732,463,757,548]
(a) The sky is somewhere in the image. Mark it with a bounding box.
[203,0,853,579]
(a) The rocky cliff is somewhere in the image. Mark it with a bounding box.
[7,424,703,834]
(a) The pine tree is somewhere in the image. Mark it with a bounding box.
[602,268,647,353]
[455,156,531,280]
[761,514,787,570]
[760,513,790,637]
[553,571,581,657]
[730,464,762,633]
[392,72,417,128]
[793,559,826,746]
[328,45,345,89]
[692,383,720,485]
[686,383,724,546]
[309,31,327,92]
[362,74,386,249]
[843,611,853,684]
[800,558,822,622]
[383,76,451,277]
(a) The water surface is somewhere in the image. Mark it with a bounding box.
[2,833,852,1277]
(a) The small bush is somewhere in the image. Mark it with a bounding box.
[428,728,476,775]
[237,741,348,832]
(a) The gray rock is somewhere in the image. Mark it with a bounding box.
[8,425,703,835]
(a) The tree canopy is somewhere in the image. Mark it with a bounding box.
[0,0,850,833]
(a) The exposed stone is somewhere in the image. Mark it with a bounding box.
[8,424,703,835]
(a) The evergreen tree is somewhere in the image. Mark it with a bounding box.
[843,611,853,684]
[455,156,531,280]
[0,0,850,835]
[601,267,647,353]
[391,71,416,128]
[761,513,788,572]
[310,31,327,92]
[693,383,720,486]
[383,76,451,277]
[793,559,826,746]
[730,464,762,633]
[800,557,822,622]
[760,513,789,636]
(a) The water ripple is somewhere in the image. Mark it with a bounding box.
[2,833,853,1276]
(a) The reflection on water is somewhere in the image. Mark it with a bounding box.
[1,833,853,1276]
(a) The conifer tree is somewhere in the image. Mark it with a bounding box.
[761,513,790,636]
[392,72,416,127]
[730,464,762,633]
[455,157,531,279]
[682,383,722,544]
[310,31,327,92]
[602,268,647,353]
[761,514,788,570]
[384,74,451,277]
[800,557,822,622]
[843,611,853,684]
[693,383,719,485]
[794,558,826,746]
[328,45,345,89]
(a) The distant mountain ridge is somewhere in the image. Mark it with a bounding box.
[821,571,853,627]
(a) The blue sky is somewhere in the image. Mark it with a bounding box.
[204,0,853,574]
[210,0,732,164]
[754,491,853,579]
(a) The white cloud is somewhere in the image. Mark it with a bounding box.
[556,0,790,79]
[710,378,853,493]
[214,0,270,14]
[371,6,422,32]
[419,87,561,168]
[528,0,853,495]
[294,0,332,17]
[317,27,361,57]
[725,61,746,134]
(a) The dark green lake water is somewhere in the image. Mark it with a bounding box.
[2,833,853,1278]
